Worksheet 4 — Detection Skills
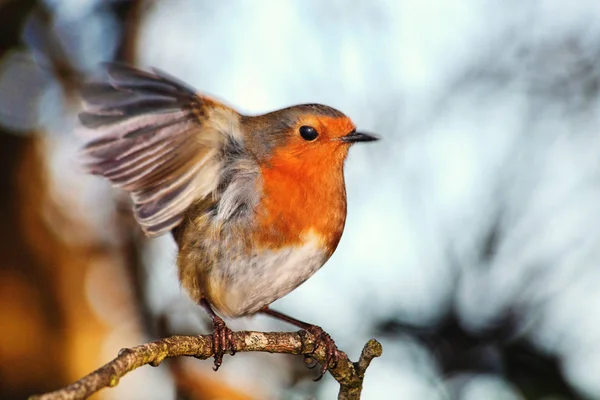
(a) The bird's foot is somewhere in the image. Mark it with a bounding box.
[304,325,340,381]
[210,315,236,371]
[259,307,340,381]
[200,298,236,371]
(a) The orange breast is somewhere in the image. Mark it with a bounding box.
[255,146,348,254]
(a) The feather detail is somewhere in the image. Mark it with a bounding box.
[79,63,243,237]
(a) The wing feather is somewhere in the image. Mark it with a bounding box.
[79,63,242,237]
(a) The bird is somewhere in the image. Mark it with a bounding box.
[78,63,379,379]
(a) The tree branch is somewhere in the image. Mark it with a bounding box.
[29,331,382,400]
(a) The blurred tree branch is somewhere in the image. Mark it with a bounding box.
[30,331,382,400]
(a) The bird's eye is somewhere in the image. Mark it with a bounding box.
[299,125,319,141]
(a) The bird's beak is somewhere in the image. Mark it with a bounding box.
[340,131,380,143]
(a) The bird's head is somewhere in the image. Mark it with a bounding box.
[242,104,378,174]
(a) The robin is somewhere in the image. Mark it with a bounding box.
[79,63,379,379]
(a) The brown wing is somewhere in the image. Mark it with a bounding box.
[79,63,242,237]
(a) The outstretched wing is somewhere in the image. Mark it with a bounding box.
[79,63,243,237]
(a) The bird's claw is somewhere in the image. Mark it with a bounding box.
[211,316,236,371]
[303,355,319,369]
[304,325,340,381]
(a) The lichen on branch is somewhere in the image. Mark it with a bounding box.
[30,331,382,400]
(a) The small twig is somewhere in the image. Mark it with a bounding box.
[29,331,382,400]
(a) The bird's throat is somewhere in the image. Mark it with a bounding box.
[256,156,347,253]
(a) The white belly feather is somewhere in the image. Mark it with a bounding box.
[211,232,328,317]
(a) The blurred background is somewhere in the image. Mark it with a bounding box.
[2,0,600,399]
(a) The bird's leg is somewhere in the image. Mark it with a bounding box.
[200,298,236,371]
[260,307,340,381]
